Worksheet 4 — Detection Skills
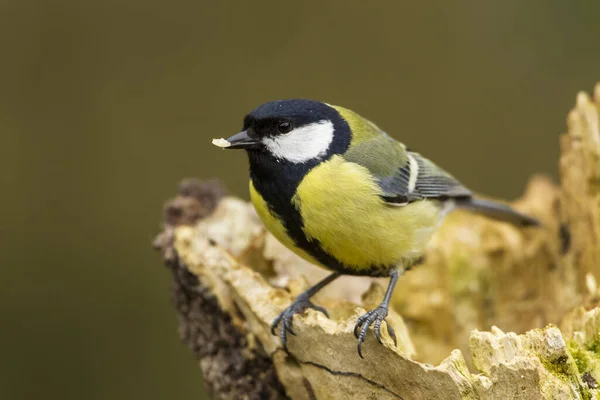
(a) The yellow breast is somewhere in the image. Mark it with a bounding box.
[249,156,443,273]
[293,156,442,271]
[249,180,321,266]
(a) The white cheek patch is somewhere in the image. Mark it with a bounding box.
[262,120,334,163]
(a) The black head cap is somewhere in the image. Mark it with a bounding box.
[217,99,351,162]
[243,99,346,138]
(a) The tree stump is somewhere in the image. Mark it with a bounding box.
[154,84,600,400]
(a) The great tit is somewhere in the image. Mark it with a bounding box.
[212,99,539,358]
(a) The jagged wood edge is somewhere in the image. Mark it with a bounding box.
[153,84,600,400]
[153,181,289,400]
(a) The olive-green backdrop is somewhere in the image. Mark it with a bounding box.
[1,1,599,399]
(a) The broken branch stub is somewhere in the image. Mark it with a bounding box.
[154,84,600,399]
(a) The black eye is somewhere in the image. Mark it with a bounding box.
[277,121,293,134]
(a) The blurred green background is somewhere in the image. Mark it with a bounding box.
[1,1,599,399]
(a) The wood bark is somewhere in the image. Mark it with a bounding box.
[154,84,600,399]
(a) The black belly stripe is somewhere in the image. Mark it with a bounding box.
[248,152,394,277]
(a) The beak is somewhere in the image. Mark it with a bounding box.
[212,130,259,150]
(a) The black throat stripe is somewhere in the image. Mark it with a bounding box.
[248,153,393,277]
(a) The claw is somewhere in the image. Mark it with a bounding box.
[357,319,370,359]
[271,314,283,335]
[374,319,382,344]
[286,323,296,336]
[313,304,329,318]
[354,311,370,338]
[271,295,329,351]
[387,322,397,346]
[353,305,395,358]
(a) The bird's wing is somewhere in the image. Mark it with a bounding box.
[407,151,472,200]
[342,134,472,205]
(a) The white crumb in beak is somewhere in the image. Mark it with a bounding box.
[212,138,231,148]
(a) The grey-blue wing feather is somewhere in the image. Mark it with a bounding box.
[378,164,422,204]
[340,132,471,204]
[413,154,472,199]
[377,152,471,204]
[350,142,539,226]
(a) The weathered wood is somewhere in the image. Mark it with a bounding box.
[154,84,600,399]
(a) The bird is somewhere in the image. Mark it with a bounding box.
[212,99,539,358]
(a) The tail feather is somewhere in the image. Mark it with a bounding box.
[455,198,540,227]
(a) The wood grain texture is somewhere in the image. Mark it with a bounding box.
[154,84,600,399]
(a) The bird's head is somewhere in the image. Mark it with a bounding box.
[213,99,352,164]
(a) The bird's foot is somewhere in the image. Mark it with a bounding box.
[271,294,329,352]
[353,305,397,358]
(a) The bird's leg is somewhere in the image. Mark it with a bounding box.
[271,271,341,352]
[354,269,401,358]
